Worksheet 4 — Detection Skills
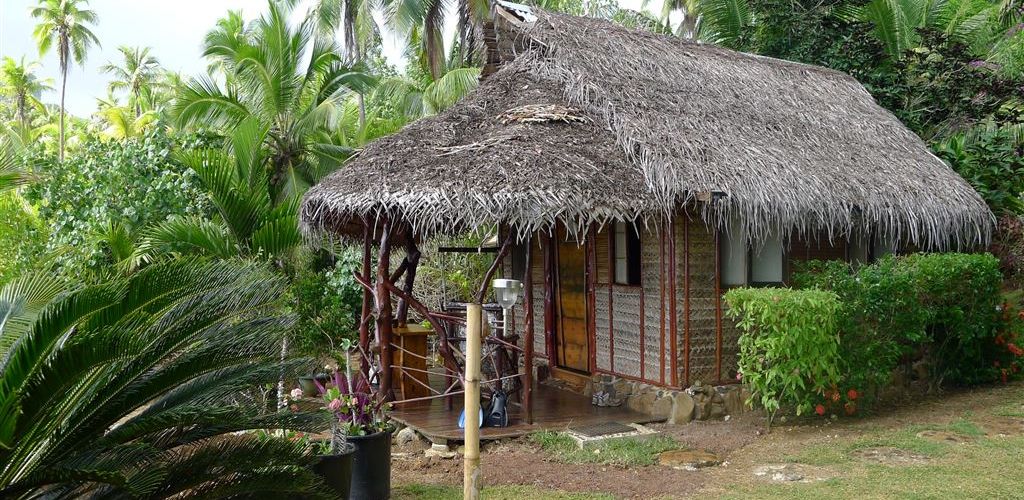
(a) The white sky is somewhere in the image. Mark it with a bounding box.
[0,0,648,117]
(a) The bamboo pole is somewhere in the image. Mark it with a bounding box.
[464,303,483,500]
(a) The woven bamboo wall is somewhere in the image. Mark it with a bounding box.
[681,216,719,385]
[595,231,612,371]
[641,225,665,383]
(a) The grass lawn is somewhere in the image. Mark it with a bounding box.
[394,383,1024,499]
[394,484,615,499]
[707,385,1024,499]
[529,430,680,466]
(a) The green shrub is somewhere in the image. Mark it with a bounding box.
[724,287,843,427]
[289,249,363,359]
[794,252,1007,389]
[23,130,213,279]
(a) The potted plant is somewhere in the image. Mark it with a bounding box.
[316,341,393,500]
[311,438,355,498]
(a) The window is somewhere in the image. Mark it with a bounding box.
[750,231,783,285]
[720,216,784,287]
[720,219,748,287]
[612,221,641,285]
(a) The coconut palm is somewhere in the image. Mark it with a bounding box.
[0,258,332,498]
[30,0,100,162]
[100,46,163,117]
[173,0,374,202]
[0,57,53,130]
[96,105,158,140]
[385,0,490,78]
[136,118,303,263]
[310,0,384,130]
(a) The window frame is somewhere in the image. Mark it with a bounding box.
[611,221,642,287]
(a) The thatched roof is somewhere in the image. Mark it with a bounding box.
[301,5,993,248]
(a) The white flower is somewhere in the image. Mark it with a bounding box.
[290,388,304,400]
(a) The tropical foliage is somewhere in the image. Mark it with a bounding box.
[31,0,100,160]
[0,259,332,497]
[173,1,374,202]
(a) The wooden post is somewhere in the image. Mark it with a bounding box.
[376,222,395,401]
[396,239,421,325]
[522,237,534,424]
[464,303,483,500]
[359,225,373,380]
[543,233,556,360]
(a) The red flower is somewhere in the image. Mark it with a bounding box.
[1008,343,1024,357]
[815,404,826,416]
[847,389,858,401]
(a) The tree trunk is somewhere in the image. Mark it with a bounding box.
[59,68,67,162]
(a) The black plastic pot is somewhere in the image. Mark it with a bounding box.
[313,443,355,499]
[299,373,331,395]
[347,430,392,500]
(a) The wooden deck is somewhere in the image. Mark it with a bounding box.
[389,377,661,443]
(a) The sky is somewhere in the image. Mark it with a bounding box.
[0,0,650,117]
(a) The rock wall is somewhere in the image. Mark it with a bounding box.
[590,374,750,424]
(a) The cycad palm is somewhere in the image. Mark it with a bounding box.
[173,0,374,202]
[31,0,100,162]
[0,57,53,129]
[0,259,331,498]
[100,46,162,117]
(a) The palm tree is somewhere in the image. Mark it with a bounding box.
[31,0,100,162]
[0,259,332,497]
[173,1,373,202]
[0,57,53,130]
[0,127,37,193]
[311,0,384,130]
[96,105,158,139]
[136,119,303,263]
[386,0,491,79]
[100,46,162,117]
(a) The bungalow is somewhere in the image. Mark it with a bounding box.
[299,3,992,426]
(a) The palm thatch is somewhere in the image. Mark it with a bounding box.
[301,5,993,248]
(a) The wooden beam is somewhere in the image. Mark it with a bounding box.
[522,235,534,424]
[382,280,462,390]
[376,221,395,401]
[669,215,678,387]
[359,225,373,380]
[395,239,421,325]
[543,233,556,361]
[475,233,514,304]
[587,226,597,373]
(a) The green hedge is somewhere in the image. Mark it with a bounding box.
[724,287,843,427]
[794,253,1004,388]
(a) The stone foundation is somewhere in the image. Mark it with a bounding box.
[589,374,750,424]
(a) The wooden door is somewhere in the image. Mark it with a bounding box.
[555,232,590,373]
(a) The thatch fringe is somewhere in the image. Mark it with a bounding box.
[301,6,993,249]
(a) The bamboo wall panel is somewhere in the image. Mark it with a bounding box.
[685,217,718,384]
[674,216,688,385]
[641,226,664,382]
[610,288,642,378]
[594,286,611,371]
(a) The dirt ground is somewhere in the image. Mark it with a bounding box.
[391,381,1024,499]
